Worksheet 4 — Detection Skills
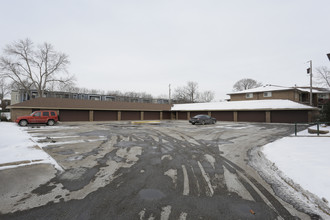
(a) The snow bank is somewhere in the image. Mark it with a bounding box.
[0,122,62,171]
[262,125,330,206]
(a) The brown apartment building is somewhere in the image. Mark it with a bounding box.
[227,85,330,108]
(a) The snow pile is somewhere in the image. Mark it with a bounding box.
[262,125,330,208]
[172,99,315,111]
[0,122,62,170]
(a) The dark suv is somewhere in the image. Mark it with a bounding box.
[15,110,59,126]
[189,114,216,125]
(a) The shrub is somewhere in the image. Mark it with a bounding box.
[319,102,330,124]
[0,115,9,122]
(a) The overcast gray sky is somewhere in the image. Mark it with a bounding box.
[1,0,330,100]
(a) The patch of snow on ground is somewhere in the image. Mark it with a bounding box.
[0,122,63,171]
[262,125,330,208]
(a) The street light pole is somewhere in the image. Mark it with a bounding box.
[169,84,172,105]
[307,60,313,106]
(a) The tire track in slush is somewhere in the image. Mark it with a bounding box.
[155,128,295,219]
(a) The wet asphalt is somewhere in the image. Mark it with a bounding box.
[0,121,315,220]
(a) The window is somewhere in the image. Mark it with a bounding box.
[318,94,329,99]
[51,112,56,116]
[246,93,253,98]
[34,112,41,117]
[43,112,49,116]
[263,92,272,97]
[89,96,100,100]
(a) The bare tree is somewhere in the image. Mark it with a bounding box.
[106,90,123,96]
[315,66,330,88]
[173,81,215,103]
[173,87,189,103]
[233,78,262,91]
[198,90,215,102]
[0,78,10,110]
[186,81,199,102]
[0,39,75,97]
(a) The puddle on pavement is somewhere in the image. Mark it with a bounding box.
[66,155,84,161]
[139,189,165,201]
[56,149,75,155]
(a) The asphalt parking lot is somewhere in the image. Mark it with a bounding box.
[0,121,312,219]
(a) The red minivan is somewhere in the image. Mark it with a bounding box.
[15,110,59,126]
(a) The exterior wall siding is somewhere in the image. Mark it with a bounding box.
[11,109,33,121]
[230,90,298,101]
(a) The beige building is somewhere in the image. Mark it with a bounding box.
[227,85,330,108]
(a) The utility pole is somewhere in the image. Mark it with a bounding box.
[307,60,313,106]
[169,84,172,105]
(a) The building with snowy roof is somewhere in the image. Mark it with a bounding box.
[227,85,330,108]
[172,99,318,123]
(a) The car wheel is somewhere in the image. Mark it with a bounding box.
[212,120,216,124]
[47,120,55,126]
[19,120,28,126]
[192,122,195,125]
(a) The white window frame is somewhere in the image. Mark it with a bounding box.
[317,93,329,99]
[263,92,272,97]
[246,93,253,99]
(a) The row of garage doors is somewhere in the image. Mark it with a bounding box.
[58,109,310,123]
[59,110,172,122]
[177,110,309,123]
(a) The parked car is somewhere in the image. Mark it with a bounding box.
[189,114,216,125]
[15,110,59,126]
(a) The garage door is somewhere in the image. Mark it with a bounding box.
[144,111,160,120]
[59,110,89,121]
[94,110,117,121]
[271,111,308,123]
[178,112,187,120]
[121,111,140,120]
[238,111,265,122]
[162,111,171,120]
[211,111,234,121]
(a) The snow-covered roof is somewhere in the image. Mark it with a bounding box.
[228,85,330,95]
[296,88,330,94]
[172,100,317,111]
[227,85,292,95]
